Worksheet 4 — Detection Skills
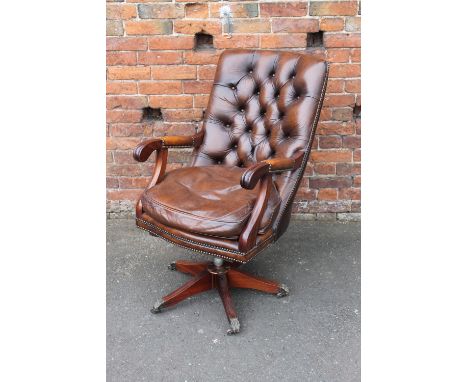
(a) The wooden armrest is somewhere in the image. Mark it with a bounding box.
[240,151,305,189]
[263,151,304,172]
[238,151,305,252]
[133,131,204,162]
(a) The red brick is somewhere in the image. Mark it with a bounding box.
[107,164,141,177]
[183,80,213,94]
[198,66,217,80]
[324,33,361,48]
[194,94,210,108]
[355,118,361,134]
[126,0,168,2]
[163,108,203,122]
[138,51,182,65]
[174,20,221,35]
[107,20,123,36]
[350,48,361,62]
[272,19,319,33]
[107,95,147,110]
[148,36,194,50]
[110,123,152,137]
[260,34,306,49]
[113,150,136,164]
[119,177,152,189]
[310,1,358,16]
[343,135,361,148]
[295,187,317,200]
[345,79,360,93]
[211,3,259,18]
[106,3,361,213]
[338,187,360,200]
[185,3,208,18]
[107,189,142,201]
[311,150,352,163]
[138,4,184,19]
[324,94,355,107]
[355,94,361,107]
[107,137,141,150]
[318,108,332,120]
[318,188,338,200]
[345,16,361,32]
[106,52,137,66]
[106,151,113,164]
[148,95,193,109]
[184,50,220,65]
[261,2,307,17]
[319,18,344,31]
[319,136,342,149]
[107,82,138,95]
[329,63,360,78]
[231,19,270,33]
[331,107,354,121]
[106,37,147,51]
[326,79,345,93]
[106,4,137,20]
[353,149,361,162]
[214,35,259,49]
[107,177,119,189]
[326,49,351,63]
[336,163,360,176]
[138,81,182,95]
[107,66,151,80]
[151,65,196,80]
[310,176,352,189]
[314,163,336,175]
[107,110,143,123]
[125,20,173,35]
[155,123,197,136]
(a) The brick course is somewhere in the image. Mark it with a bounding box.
[106,0,361,220]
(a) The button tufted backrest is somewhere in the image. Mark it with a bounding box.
[191,49,328,238]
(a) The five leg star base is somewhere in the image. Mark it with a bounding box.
[150,258,289,335]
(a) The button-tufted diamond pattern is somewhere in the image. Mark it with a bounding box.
[191,49,327,228]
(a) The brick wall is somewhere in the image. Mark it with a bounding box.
[106,0,361,220]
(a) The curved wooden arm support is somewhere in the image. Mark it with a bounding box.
[238,174,272,252]
[133,131,204,163]
[240,151,305,190]
[134,131,204,216]
[238,151,305,252]
[263,151,305,172]
[240,162,270,190]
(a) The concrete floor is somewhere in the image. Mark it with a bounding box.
[107,219,360,382]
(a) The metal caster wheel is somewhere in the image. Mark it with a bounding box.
[167,262,176,271]
[276,284,289,298]
[150,300,165,314]
[226,318,240,335]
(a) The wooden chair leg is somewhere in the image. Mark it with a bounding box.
[227,269,289,297]
[168,260,210,275]
[217,273,240,335]
[151,271,214,313]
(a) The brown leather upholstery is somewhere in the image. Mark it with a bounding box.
[141,165,281,239]
[135,49,329,263]
[190,50,328,236]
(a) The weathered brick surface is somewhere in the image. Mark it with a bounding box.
[107,0,361,220]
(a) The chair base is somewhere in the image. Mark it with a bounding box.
[150,259,289,335]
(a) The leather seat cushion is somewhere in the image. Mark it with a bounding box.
[141,165,281,239]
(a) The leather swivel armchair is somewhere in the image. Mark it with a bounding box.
[133,49,328,334]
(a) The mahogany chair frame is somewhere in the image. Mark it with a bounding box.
[133,134,299,334]
[132,51,328,334]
